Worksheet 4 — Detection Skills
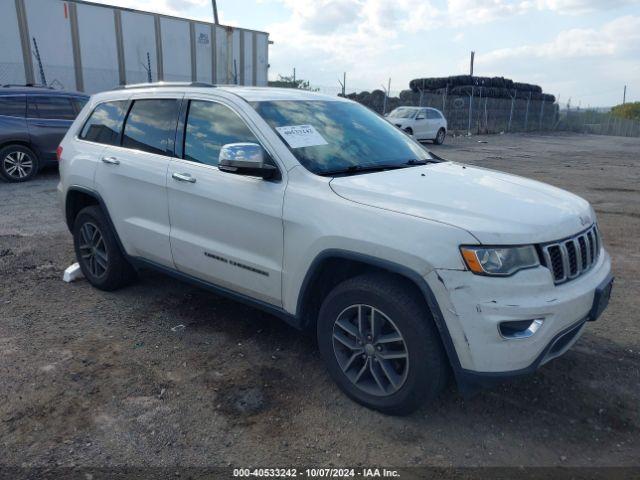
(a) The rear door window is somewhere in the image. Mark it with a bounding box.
[0,96,26,117]
[122,99,179,156]
[27,96,76,120]
[426,109,442,119]
[79,100,129,146]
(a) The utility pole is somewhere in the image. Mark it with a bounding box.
[623,85,627,104]
[469,51,475,76]
[211,0,219,24]
[338,72,346,96]
[382,78,391,115]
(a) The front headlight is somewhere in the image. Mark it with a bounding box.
[460,245,540,276]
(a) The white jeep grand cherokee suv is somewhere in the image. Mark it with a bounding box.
[58,83,613,415]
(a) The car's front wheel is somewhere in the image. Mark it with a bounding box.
[0,145,39,182]
[73,205,137,291]
[434,128,446,145]
[317,273,448,415]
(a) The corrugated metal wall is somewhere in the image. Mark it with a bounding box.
[1,0,270,93]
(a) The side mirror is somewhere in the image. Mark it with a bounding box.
[218,143,278,179]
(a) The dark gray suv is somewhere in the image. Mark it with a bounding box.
[0,86,88,182]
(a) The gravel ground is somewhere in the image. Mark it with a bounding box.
[0,132,638,469]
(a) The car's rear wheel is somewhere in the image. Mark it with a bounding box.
[73,205,137,291]
[434,128,446,145]
[317,273,448,415]
[0,145,38,182]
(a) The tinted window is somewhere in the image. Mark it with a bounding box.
[184,100,259,166]
[388,107,415,119]
[0,96,26,117]
[72,97,88,113]
[426,109,441,119]
[123,99,179,155]
[80,101,128,146]
[28,96,76,119]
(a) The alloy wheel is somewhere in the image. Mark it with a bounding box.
[437,129,445,143]
[78,222,108,278]
[332,304,409,397]
[3,150,34,180]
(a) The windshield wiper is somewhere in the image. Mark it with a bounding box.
[317,163,410,177]
[317,159,437,177]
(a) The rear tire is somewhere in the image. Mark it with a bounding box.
[434,128,446,145]
[317,273,448,415]
[73,205,137,291]
[0,144,39,182]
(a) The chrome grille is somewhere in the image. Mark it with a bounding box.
[541,225,600,284]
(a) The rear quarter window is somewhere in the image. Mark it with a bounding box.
[27,96,76,120]
[0,96,26,117]
[72,97,89,114]
[79,100,129,146]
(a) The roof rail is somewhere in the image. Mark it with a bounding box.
[115,81,215,90]
[2,83,54,89]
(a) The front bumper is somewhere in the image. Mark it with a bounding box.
[426,247,612,376]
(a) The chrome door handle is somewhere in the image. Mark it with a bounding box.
[101,156,120,165]
[172,172,196,183]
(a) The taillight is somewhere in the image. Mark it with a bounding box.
[56,145,63,162]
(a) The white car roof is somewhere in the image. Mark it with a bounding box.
[89,83,347,104]
[217,86,346,102]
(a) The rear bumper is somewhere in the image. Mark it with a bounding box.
[426,247,612,379]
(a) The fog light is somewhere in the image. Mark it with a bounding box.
[499,319,544,339]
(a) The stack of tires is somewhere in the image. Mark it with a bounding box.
[408,76,554,102]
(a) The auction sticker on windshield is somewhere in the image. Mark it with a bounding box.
[275,125,328,149]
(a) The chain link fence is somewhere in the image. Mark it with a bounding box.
[0,62,27,86]
[342,88,640,138]
[558,109,640,137]
[344,89,559,134]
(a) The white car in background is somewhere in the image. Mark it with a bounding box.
[387,106,447,144]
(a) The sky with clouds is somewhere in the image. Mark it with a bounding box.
[93,0,639,107]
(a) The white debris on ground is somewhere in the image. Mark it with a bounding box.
[63,263,84,283]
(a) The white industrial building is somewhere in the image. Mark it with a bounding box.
[0,0,270,93]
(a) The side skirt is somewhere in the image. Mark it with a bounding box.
[129,257,303,330]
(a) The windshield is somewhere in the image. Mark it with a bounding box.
[388,107,417,119]
[251,100,432,175]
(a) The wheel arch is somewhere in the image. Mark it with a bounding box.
[0,140,41,159]
[295,249,462,372]
[65,186,128,258]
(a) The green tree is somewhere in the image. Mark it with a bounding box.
[268,74,318,91]
[611,102,640,121]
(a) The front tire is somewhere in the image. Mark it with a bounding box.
[404,127,414,139]
[73,205,137,291]
[317,273,448,415]
[434,128,446,145]
[0,145,39,182]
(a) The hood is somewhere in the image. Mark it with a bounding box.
[330,162,594,245]
[387,117,412,128]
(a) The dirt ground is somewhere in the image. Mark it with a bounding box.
[0,132,638,469]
